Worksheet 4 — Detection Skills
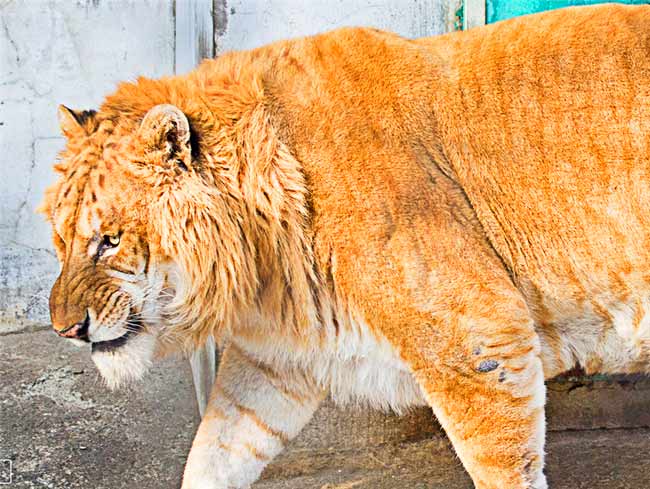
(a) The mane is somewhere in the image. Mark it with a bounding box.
[96,53,322,351]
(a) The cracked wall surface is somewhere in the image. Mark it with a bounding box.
[215,0,458,53]
[0,0,455,332]
[0,0,175,330]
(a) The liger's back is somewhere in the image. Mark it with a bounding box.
[425,4,650,311]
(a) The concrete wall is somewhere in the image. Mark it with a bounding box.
[215,0,459,53]
[0,0,176,330]
[0,0,458,330]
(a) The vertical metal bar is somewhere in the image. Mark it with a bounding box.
[174,0,217,417]
[464,0,487,29]
[175,0,214,74]
[189,340,217,416]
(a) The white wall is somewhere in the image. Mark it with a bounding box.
[215,0,457,53]
[0,0,175,329]
[0,0,457,330]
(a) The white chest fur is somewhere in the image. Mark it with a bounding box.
[323,318,426,413]
[237,315,426,414]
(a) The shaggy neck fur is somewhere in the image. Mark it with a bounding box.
[98,57,322,351]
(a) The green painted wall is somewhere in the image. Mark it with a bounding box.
[487,0,649,24]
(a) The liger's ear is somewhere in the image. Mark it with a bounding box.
[138,104,191,168]
[58,105,97,138]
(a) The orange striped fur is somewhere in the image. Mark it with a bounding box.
[41,5,650,488]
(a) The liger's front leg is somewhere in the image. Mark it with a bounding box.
[182,343,324,489]
[401,286,548,489]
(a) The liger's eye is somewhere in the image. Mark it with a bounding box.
[104,234,120,247]
[94,233,121,260]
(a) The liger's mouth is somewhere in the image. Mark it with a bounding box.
[91,316,143,353]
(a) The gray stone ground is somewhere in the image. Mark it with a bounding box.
[2,327,650,489]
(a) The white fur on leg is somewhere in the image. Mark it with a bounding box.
[182,346,322,489]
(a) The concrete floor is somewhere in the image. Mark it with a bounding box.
[2,328,650,489]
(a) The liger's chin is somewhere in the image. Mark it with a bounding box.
[91,331,157,389]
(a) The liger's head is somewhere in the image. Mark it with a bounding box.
[40,102,196,388]
[40,74,263,388]
[41,67,307,388]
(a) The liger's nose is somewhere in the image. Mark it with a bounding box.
[55,313,90,341]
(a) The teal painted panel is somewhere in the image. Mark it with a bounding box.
[487,0,649,24]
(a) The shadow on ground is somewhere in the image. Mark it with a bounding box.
[2,328,650,488]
